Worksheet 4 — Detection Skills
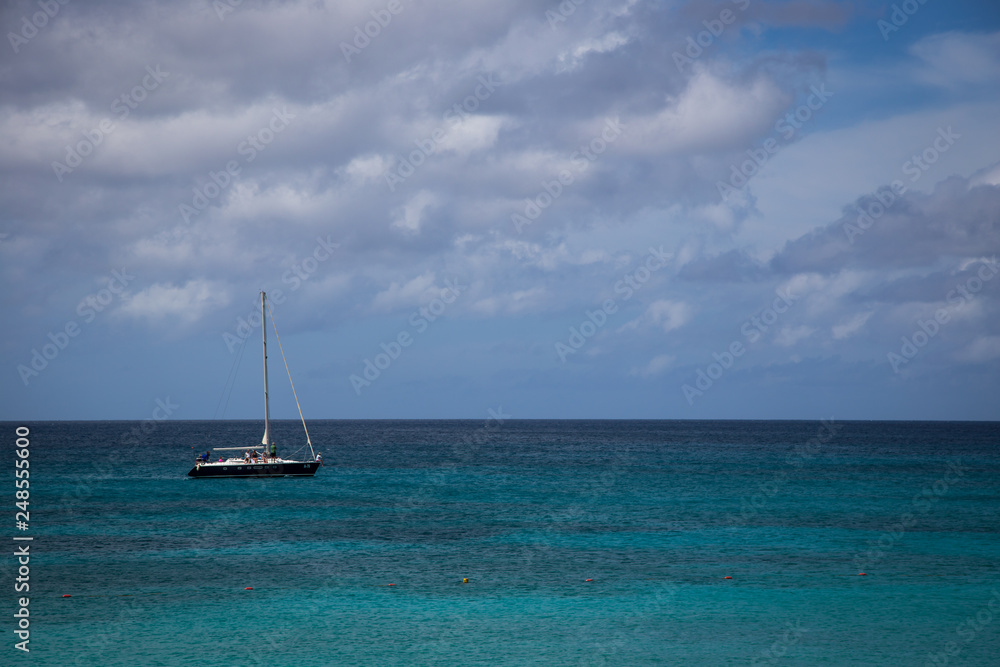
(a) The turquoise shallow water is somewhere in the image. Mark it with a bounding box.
[4,420,999,665]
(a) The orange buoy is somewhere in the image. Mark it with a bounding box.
[244,587,254,590]
[388,583,396,586]
[62,594,72,598]
[585,579,593,582]
[724,576,732,579]
[858,573,867,576]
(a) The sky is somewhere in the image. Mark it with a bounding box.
[2,0,999,421]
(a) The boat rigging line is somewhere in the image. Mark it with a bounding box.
[213,321,251,420]
[264,294,316,461]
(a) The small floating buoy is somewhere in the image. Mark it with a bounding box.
[724,576,732,579]
[244,587,254,590]
[462,578,469,583]
[62,594,72,598]
[858,573,867,576]
[388,583,396,586]
[585,579,593,582]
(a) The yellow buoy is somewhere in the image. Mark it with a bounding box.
[462,578,469,583]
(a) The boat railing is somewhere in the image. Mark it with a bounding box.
[196,455,292,465]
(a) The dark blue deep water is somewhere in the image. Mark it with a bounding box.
[3,420,999,665]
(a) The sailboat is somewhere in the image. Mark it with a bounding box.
[188,291,322,478]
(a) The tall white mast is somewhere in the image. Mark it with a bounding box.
[261,290,273,447]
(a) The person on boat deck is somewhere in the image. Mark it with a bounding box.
[244,449,250,463]
[316,452,323,465]
[270,442,277,461]
[199,451,209,462]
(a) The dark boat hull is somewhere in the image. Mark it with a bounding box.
[187,461,320,478]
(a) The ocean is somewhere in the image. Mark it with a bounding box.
[4,419,999,665]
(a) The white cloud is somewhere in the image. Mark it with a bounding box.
[694,202,739,233]
[556,31,631,72]
[471,287,546,316]
[370,272,438,312]
[119,280,230,325]
[436,115,510,155]
[391,190,437,234]
[910,31,1000,89]
[737,99,1000,251]
[630,353,674,377]
[775,324,815,347]
[342,153,391,184]
[620,70,790,155]
[956,335,1000,363]
[621,299,693,333]
[969,161,1000,188]
[778,273,825,303]
[832,311,872,340]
